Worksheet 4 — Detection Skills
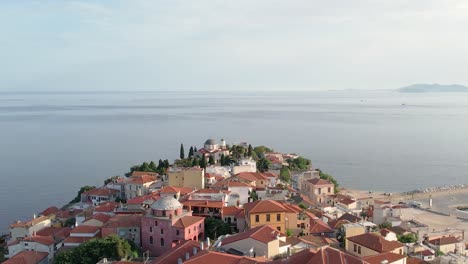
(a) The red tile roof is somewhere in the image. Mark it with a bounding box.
[2,251,48,264]
[94,202,119,213]
[243,200,287,214]
[221,206,244,217]
[363,252,406,264]
[40,206,60,216]
[235,172,267,182]
[127,193,160,205]
[307,178,333,185]
[36,227,71,239]
[87,213,112,223]
[227,182,251,187]
[347,233,404,253]
[183,250,263,264]
[131,171,158,177]
[270,246,368,264]
[222,225,284,245]
[428,236,461,245]
[63,236,94,244]
[183,200,224,209]
[70,225,100,234]
[309,218,334,234]
[22,236,55,246]
[152,240,203,264]
[127,174,158,184]
[55,209,83,219]
[103,215,142,228]
[173,216,205,228]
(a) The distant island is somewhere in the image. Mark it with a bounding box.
[398,83,468,93]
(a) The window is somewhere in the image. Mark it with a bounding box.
[328,187,331,193]
[176,230,180,235]
[155,221,158,226]
[161,229,164,235]
[277,227,281,231]
[297,224,300,228]
[234,218,237,222]
[353,244,357,252]
[276,214,281,221]
[194,226,196,231]
[199,224,201,228]
[318,188,321,194]
[255,215,260,223]
[399,249,402,254]
[160,238,165,247]
[189,229,191,234]
[358,246,361,254]
[149,236,153,245]
[149,227,153,233]
[162,211,166,217]
[266,214,270,222]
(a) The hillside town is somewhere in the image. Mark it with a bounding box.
[2,139,467,264]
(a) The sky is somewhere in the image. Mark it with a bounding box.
[1,0,468,92]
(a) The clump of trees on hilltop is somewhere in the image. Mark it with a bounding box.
[54,235,139,264]
[126,159,170,176]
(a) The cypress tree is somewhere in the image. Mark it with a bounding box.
[248,144,253,157]
[200,157,207,168]
[220,154,225,166]
[189,146,194,157]
[209,156,215,165]
[180,144,185,159]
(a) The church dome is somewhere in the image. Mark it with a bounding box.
[151,196,182,211]
[204,139,216,145]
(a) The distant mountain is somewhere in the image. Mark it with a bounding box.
[398,84,468,93]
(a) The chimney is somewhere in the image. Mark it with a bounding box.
[381,261,389,264]
[200,241,204,250]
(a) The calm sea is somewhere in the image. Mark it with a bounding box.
[1,90,468,232]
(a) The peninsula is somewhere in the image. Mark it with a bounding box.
[397,83,468,93]
[2,138,468,264]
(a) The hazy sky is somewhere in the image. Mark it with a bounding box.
[1,0,468,91]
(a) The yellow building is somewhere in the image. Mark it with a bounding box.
[168,167,205,190]
[243,200,287,232]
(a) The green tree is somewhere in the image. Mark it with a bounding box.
[54,235,138,264]
[69,186,96,204]
[194,147,198,153]
[204,217,231,240]
[180,143,185,159]
[397,233,417,243]
[200,157,207,168]
[208,156,215,165]
[279,166,291,183]
[378,222,392,229]
[64,217,76,227]
[286,229,293,237]
[248,144,253,157]
[188,146,194,158]
[257,158,271,172]
[220,154,226,165]
[249,190,259,202]
[104,176,120,185]
[149,161,157,171]
[140,162,150,171]
[253,146,273,157]
[287,157,311,170]
[231,145,245,160]
[192,158,200,167]
[318,170,340,193]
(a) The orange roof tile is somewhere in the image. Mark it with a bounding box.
[363,252,406,264]
[70,225,100,234]
[173,216,205,228]
[243,200,287,214]
[103,215,142,228]
[347,233,404,253]
[94,202,119,213]
[222,225,283,245]
[152,240,202,264]
[307,178,333,185]
[40,206,60,216]
[183,250,262,264]
[63,236,94,244]
[221,206,244,217]
[36,227,71,239]
[2,251,48,264]
[88,213,112,223]
[22,236,55,246]
[9,215,51,228]
[127,175,158,184]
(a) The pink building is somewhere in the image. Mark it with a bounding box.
[141,196,205,257]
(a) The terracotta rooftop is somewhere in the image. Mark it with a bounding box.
[70,225,100,234]
[307,178,333,185]
[94,202,119,213]
[183,250,263,264]
[127,174,158,184]
[88,213,112,223]
[243,200,288,214]
[227,182,251,187]
[55,209,83,219]
[363,252,406,264]
[152,240,203,264]
[161,186,194,195]
[337,213,361,223]
[173,216,205,228]
[309,218,334,234]
[131,171,158,177]
[36,227,71,239]
[194,188,222,194]
[103,215,142,228]
[428,236,461,245]
[221,206,244,217]
[127,193,160,205]
[222,225,284,245]
[270,246,368,264]
[22,235,56,246]
[347,233,404,253]
[63,236,94,244]
[2,250,48,264]
[298,235,338,247]
[40,206,60,216]
[235,172,267,182]
[183,200,224,208]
